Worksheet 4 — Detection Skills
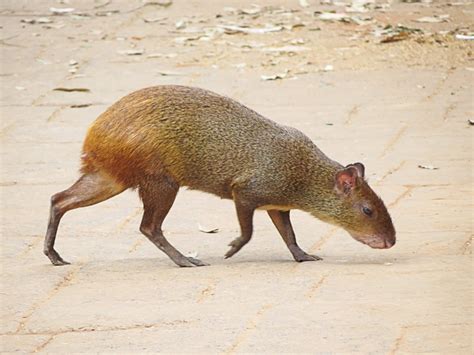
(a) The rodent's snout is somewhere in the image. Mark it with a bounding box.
[350,232,396,249]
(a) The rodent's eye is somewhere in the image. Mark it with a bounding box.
[362,206,373,217]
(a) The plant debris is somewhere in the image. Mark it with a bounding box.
[118,49,145,55]
[415,15,449,23]
[218,24,283,34]
[143,16,167,23]
[198,224,219,233]
[455,33,474,40]
[21,18,52,24]
[50,7,75,15]
[53,87,90,92]
[376,24,423,43]
[70,104,92,108]
[418,164,439,170]
[261,69,289,80]
[156,70,185,76]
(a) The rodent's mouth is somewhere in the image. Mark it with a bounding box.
[350,233,396,249]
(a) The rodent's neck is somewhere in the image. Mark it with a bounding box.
[297,156,343,220]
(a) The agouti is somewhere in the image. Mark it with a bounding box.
[44,85,396,267]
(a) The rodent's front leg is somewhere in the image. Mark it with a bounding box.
[267,210,322,262]
[224,198,255,259]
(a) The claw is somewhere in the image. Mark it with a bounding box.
[294,253,323,262]
[187,257,209,267]
[45,249,71,266]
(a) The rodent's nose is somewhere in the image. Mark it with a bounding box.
[385,238,396,248]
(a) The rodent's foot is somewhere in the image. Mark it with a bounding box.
[45,249,71,266]
[224,237,249,259]
[187,257,209,267]
[294,253,323,262]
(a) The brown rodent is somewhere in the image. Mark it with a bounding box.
[44,85,396,267]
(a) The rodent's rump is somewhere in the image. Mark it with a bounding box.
[44,85,395,268]
[81,85,335,197]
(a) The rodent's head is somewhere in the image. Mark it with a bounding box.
[326,162,396,249]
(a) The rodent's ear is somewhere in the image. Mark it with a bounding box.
[346,162,365,178]
[335,166,359,194]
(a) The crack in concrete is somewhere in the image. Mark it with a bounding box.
[377,160,406,185]
[389,185,415,208]
[33,334,55,353]
[46,106,66,122]
[17,235,43,257]
[224,303,273,354]
[15,264,83,334]
[344,104,359,125]
[308,227,338,254]
[389,325,408,355]
[305,273,329,299]
[389,323,470,354]
[378,125,408,159]
[442,101,457,122]
[423,68,455,102]
[197,279,217,303]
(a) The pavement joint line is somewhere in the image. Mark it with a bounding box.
[117,207,142,233]
[223,303,273,355]
[32,334,55,353]
[14,263,84,334]
[378,125,408,159]
[423,67,455,102]
[308,227,338,255]
[305,273,329,299]
[17,234,43,258]
[389,325,408,355]
[442,101,457,122]
[376,160,406,185]
[344,104,360,125]
[5,322,164,338]
[388,323,471,355]
[196,279,218,303]
[46,106,66,122]
[388,185,414,208]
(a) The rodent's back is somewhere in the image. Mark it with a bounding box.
[82,85,331,196]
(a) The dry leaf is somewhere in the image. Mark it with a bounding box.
[50,7,75,15]
[415,15,449,23]
[118,49,144,55]
[53,87,90,92]
[218,24,283,34]
[418,164,439,170]
[380,31,410,43]
[261,70,289,81]
[156,70,184,76]
[143,16,167,23]
[455,34,474,40]
[198,224,219,233]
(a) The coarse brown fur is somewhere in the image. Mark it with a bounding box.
[44,85,395,267]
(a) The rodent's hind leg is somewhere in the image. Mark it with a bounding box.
[44,172,127,266]
[267,210,322,262]
[224,199,255,259]
[139,178,208,267]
